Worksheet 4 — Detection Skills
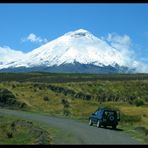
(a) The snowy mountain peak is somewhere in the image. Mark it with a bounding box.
[0,28,139,73]
[71,28,90,35]
[65,29,92,38]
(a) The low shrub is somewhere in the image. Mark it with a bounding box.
[6,131,13,138]
[120,113,141,123]
[43,96,49,101]
[61,99,69,108]
[63,108,70,116]
[134,98,144,106]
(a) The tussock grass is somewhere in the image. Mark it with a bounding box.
[0,115,52,144]
[0,73,148,144]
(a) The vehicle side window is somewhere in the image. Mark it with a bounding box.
[95,111,98,116]
[104,111,110,119]
[95,111,101,116]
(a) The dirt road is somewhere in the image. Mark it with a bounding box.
[0,108,140,144]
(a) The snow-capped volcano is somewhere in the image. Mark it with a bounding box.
[26,29,129,67]
[0,29,138,73]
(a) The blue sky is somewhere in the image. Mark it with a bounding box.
[0,3,148,64]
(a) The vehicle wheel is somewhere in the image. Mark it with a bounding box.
[103,125,106,128]
[96,120,101,128]
[109,115,115,122]
[89,119,93,126]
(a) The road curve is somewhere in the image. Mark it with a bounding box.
[0,108,140,144]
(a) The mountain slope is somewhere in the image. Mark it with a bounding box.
[0,29,137,73]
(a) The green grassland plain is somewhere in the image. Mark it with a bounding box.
[0,72,148,144]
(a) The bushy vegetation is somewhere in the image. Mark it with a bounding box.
[43,96,49,101]
[0,72,148,144]
[134,98,144,106]
[120,113,142,123]
[0,88,27,109]
[0,73,147,117]
[0,72,148,83]
[0,115,52,144]
[61,99,70,116]
[50,80,148,105]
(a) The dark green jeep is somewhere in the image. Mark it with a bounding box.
[89,108,120,129]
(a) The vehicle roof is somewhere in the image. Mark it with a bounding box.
[98,108,118,112]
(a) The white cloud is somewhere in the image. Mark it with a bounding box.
[0,46,25,64]
[102,33,134,66]
[106,33,131,46]
[104,33,132,54]
[132,61,148,73]
[22,33,48,44]
[102,33,148,72]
